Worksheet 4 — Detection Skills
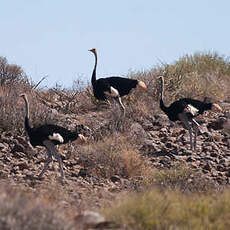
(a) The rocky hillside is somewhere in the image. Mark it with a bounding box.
[1,52,230,229]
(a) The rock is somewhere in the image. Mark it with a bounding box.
[17,161,30,170]
[75,211,105,227]
[110,175,121,183]
[202,145,212,152]
[203,163,212,171]
[0,143,6,150]
[216,165,225,172]
[11,144,25,153]
[12,152,26,159]
[14,136,27,145]
[207,118,226,130]
[141,119,154,131]
[186,157,195,162]
[225,170,230,177]
[78,168,88,177]
[210,152,218,158]
[129,122,148,144]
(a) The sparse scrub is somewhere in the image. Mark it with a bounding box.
[0,89,61,133]
[156,51,230,102]
[0,57,60,133]
[142,164,218,193]
[104,188,230,230]
[1,51,230,230]
[79,135,151,179]
[126,51,230,117]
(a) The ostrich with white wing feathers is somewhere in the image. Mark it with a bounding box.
[20,93,87,180]
[159,76,222,150]
[89,48,147,114]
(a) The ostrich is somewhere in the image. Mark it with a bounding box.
[20,93,87,180]
[159,76,222,150]
[89,48,147,113]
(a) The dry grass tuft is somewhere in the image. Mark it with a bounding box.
[79,135,151,179]
[142,164,218,193]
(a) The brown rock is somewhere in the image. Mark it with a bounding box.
[11,144,25,153]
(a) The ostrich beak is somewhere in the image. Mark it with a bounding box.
[212,103,222,113]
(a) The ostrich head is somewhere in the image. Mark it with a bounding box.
[212,103,222,113]
[89,48,97,55]
[137,80,147,90]
[20,93,27,100]
[203,97,222,113]
[158,76,164,85]
[75,134,87,144]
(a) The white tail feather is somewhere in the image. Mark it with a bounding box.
[48,133,64,143]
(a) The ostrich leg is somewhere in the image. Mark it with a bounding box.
[53,147,65,180]
[42,140,65,180]
[178,113,193,150]
[192,118,200,150]
[114,96,126,115]
[38,140,53,179]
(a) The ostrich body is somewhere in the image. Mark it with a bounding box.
[89,48,147,113]
[20,94,86,180]
[159,76,222,149]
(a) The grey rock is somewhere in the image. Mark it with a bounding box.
[110,175,121,183]
[11,143,25,153]
[0,143,6,150]
[75,210,105,227]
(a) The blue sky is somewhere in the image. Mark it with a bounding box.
[1,0,230,88]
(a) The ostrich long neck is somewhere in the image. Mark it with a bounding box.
[159,77,169,113]
[23,96,31,131]
[91,51,97,85]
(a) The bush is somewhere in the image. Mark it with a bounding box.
[0,57,28,86]
[79,135,150,179]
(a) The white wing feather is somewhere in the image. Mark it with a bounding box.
[48,133,64,143]
[185,104,199,116]
[104,87,119,97]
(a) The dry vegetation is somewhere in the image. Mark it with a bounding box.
[104,188,230,230]
[1,52,230,229]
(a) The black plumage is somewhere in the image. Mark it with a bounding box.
[159,76,222,149]
[20,94,86,180]
[160,97,213,122]
[25,117,80,147]
[89,48,147,112]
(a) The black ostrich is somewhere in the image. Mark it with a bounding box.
[89,48,147,113]
[20,94,87,180]
[159,76,222,150]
